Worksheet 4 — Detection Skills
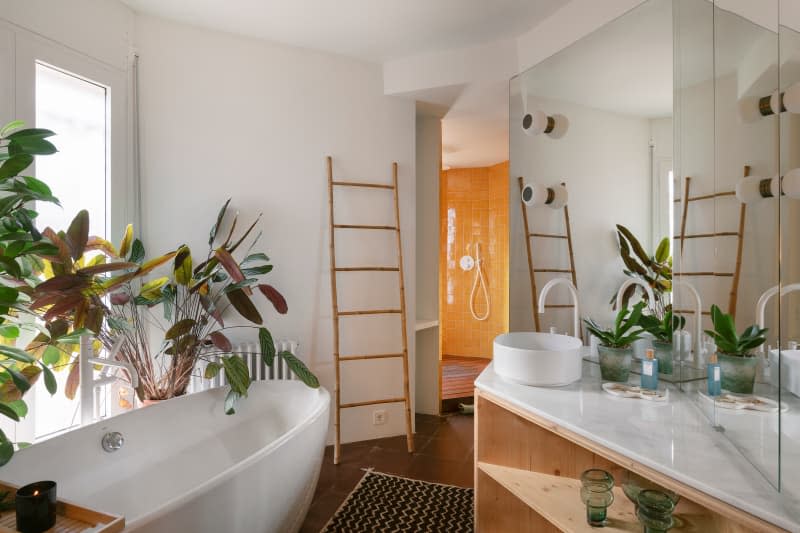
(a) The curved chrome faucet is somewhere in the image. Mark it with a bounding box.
[615,278,655,313]
[672,280,703,359]
[755,283,800,353]
[538,278,580,338]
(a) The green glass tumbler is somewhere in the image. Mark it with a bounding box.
[580,469,615,527]
[636,489,675,533]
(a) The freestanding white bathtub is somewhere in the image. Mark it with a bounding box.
[0,380,330,533]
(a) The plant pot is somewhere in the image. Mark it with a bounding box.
[141,399,164,407]
[652,341,674,375]
[718,353,758,394]
[598,345,633,382]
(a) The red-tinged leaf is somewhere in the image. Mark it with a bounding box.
[42,228,72,264]
[29,293,63,310]
[34,274,88,296]
[214,248,246,285]
[72,299,89,328]
[65,210,90,260]
[42,294,84,321]
[226,288,263,325]
[65,360,79,400]
[258,284,288,314]
[208,331,232,352]
[77,262,138,276]
[200,296,224,327]
[85,236,119,257]
[85,306,103,334]
[110,291,130,305]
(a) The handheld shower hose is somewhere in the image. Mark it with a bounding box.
[469,243,490,321]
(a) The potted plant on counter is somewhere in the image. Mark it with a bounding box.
[584,302,645,382]
[613,225,671,320]
[638,311,685,375]
[704,304,767,394]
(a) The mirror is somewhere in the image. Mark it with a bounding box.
[509,0,679,375]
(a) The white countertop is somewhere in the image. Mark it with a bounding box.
[476,361,800,532]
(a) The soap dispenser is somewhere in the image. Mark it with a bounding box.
[707,352,721,396]
[641,348,658,390]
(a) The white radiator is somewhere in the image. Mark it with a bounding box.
[190,339,299,393]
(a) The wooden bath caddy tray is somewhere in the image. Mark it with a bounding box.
[0,481,123,533]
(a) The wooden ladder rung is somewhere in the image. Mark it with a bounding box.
[673,190,736,203]
[338,309,401,316]
[533,268,572,273]
[674,232,739,239]
[544,304,575,309]
[674,309,712,316]
[529,233,567,239]
[332,180,394,190]
[340,397,406,409]
[675,272,734,277]
[335,266,399,272]
[340,353,404,361]
[334,224,398,230]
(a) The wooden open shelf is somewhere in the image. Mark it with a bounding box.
[474,389,786,533]
[0,481,123,533]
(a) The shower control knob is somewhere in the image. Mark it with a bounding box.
[102,431,124,452]
[460,255,475,271]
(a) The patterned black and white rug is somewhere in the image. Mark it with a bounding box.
[321,470,474,533]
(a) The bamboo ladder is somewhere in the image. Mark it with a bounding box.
[327,156,413,465]
[517,177,579,332]
[674,166,748,319]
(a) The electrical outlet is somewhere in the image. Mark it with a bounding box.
[372,409,387,425]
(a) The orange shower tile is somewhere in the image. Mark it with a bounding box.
[439,161,509,359]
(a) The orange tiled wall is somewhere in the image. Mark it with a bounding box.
[439,161,509,358]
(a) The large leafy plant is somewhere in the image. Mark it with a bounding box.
[0,121,63,464]
[704,304,767,357]
[33,201,319,414]
[584,302,646,349]
[613,225,671,319]
[638,310,685,344]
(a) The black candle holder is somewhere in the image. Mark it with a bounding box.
[15,481,56,533]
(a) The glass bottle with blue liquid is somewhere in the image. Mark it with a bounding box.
[707,352,721,396]
[641,348,658,390]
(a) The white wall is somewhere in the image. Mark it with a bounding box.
[415,114,440,415]
[509,93,651,335]
[134,15,416,444]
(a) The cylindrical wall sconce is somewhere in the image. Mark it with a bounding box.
[522,110,569,138]
[738,83,800,123]
[521,182,568,209]
[735,169,800,203]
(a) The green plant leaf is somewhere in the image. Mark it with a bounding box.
[129,239,145,264]
[259,327,275,367]
[165,318,195,340]
[65,210,90,260]
[221,355,250,396]
[226,288,263,324]
[0,345,35,364]
[204,362,222,379]
[224,389,240,415]
[0,154,33,180]
[0,402,20,423]
[281,351,319,388]
[174,245,193,286]
[39,362,57,395]
[654,237,670,264]
[1,365,30,394]
[209,198,231,246]
[0,120,25,138]
[42,346,61,366]
[6,400,26,419]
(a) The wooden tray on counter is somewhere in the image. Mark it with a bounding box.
[0,481,123,533]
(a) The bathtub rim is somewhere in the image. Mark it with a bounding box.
[115,382,330,530]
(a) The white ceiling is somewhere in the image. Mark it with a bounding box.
[122,0,565,63]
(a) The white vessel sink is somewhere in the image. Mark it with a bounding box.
[771,349,800,397]
[493,332,583,387]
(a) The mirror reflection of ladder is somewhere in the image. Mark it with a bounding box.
[327,156,413,465]
[674,166,748,320]
[517,177,578,332]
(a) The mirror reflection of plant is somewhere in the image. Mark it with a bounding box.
[704,304,767,357]
[638,310,685,344]
[584,302,646,349]
[33,200,318,414]
[0,121,64,465]
[613,225,671,319]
